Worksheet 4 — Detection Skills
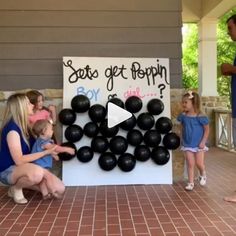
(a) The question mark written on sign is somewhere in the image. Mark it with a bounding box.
[158,84,166,99]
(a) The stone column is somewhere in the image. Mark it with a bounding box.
[198,19,218,96]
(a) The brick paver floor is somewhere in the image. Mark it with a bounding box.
[0,147,236,236]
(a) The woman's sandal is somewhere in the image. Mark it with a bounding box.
[43,193,53,200]
[52,191,63,199]
[8,186,28,204]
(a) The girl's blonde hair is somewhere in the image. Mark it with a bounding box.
[0,93,30,146]
[183,91,201,114]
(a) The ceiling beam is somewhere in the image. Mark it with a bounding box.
[182,0,236,23]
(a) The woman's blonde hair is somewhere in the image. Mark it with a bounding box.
[0,93,30,146]
[183,90,201,114]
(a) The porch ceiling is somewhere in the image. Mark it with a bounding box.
[182,0,236,23]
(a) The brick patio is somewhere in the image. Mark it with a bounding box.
[0,147,236,236]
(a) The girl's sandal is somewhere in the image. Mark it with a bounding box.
[8,186,28,204]
[185,183,194,191]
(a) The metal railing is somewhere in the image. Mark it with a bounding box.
[214,109,234,151]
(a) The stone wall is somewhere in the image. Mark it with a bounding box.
[0,89,229,181]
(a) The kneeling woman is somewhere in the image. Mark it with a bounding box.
[0,93,65,204]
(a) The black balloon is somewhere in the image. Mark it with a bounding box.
[91,136,109,153]
[77,146,94,163]
[127,129,143,146]
[64,124,83,142]
[120,115,136,131]
[151,146,170,165]
[163,132,180,150]
[58,108,76,126]
[134,145,151,162]
[155,117,173,134]
[109,136,128,155]
[71,95,90,113]
[58,142,76,161]
[137,112,155,130]
[83,122,99,138]
[98,152,117,171]
[143,130,161,147]
[125,96,143,113]
[147,98,164,115]
[88,104,106,123]
[99,119,119,137]
[118,153,136,172]
[107,97,124,108]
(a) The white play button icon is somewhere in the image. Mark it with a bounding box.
[107,102,132,128]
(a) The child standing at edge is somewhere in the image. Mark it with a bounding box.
[177,91,209,191]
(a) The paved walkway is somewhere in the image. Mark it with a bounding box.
[0,147,236,236]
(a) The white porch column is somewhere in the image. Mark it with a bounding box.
[198,19,218,96]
